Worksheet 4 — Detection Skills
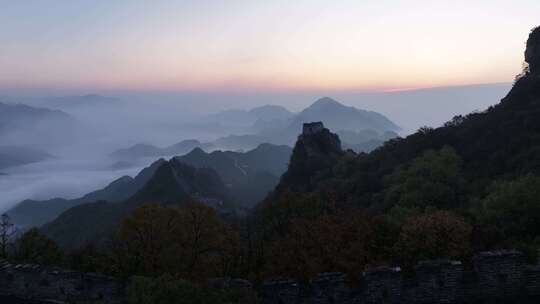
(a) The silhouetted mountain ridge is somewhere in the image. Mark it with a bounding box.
[41,159,233,248]
[264,26,540,213]
[111,140,214,159]
[175,144,292,206]
[214,97,399,151]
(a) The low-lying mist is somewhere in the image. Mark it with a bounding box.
[0,157,144,213]
[0,83,512,212]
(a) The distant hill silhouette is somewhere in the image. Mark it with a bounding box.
[293,97,399,133]
[207,105,294,127]
[0,102,71,132]
[0,146,52,170]
[249,104,295,121]
[0,101,81,148]
[111,140,214,160]
[39,94,120,109]
[214,97,399,151]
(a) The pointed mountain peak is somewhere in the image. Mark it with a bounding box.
[310,97,343,108]
[188,147,207,155]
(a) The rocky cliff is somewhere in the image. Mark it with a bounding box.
[273,122,343,193]
[525,26,540,74]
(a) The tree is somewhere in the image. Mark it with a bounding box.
[257,191,334,239]
[176,201,240,280]
[0,213,16,258]
[383,146,465,210]
[395,210,472,267]
[14,228,63,265]
[267,211,394,281]
[477,175,540,243]
[115,203,180,277]
[115,202,239,280]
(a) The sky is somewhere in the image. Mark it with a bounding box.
[0,0,539,93]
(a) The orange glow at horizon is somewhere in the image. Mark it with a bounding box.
[0,1,537,93]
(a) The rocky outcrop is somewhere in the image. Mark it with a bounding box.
[273,122,343,193]
[297,122,342,159]
[525,26,540,75]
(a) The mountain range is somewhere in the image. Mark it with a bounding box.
[40,158,233,248]
[175,143,292,206]
[8,143,292,230]
[111,98,398,159]
[110,140,215,160]
[214,97,399,151]
[227,97,400,149]
[206,104,294,127]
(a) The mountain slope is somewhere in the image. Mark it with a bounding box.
[41,159,232,248]
[175,144,292,206]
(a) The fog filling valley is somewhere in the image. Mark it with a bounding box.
[0,83,511,212]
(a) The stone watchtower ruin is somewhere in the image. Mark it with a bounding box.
[302,122,324,135]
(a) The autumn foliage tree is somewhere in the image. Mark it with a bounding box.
[267,211,395,281]
[395,210,472,267]
[114,202,240,281]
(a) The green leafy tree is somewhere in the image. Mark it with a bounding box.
[477,175,540,243]
[383,146,465,210]
[15,228,63,265]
